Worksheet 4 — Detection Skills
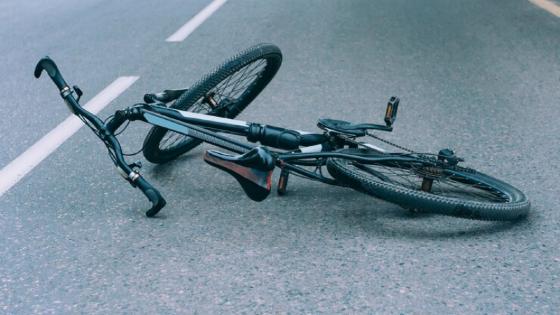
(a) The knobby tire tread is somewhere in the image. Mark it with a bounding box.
[143,44,282,163]
[326,150,530,221]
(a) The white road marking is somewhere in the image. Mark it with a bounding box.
[0,76,139,197]
[529,0,560,17]
[166,0,228,42]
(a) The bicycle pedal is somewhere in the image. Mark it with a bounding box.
[277,168,289,195]
[384,96,399,127]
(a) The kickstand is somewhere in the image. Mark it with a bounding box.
[277,168,290,196]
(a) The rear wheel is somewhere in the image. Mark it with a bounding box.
[143,43,282,164]
[327,148,530,221]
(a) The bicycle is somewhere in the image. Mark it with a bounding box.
[34,43,530,220]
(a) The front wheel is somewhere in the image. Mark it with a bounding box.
[143,43,282,164]
[327,149,530,221]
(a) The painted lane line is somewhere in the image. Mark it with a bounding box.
[0,76,139,197]
[529,0,560,17]
[166,0,228,42]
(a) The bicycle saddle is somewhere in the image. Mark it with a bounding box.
[203,147,275,201]
[317,119,392,136]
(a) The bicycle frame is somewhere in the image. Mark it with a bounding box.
[35,56,416,217]
[112,103,420,182]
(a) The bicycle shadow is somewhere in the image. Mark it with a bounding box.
[342,206,531,240]
[147,153,199,179]
[278,182,532,240]
[143,154,532,239]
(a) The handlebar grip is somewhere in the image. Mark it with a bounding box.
[34,56,68,90]
[135,176,167,217]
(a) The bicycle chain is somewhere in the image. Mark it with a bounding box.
[351,131,476,174]
[365,131,416,154]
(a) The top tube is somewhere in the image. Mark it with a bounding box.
[144,105,327,150]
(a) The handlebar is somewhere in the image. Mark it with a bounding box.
[34,56,68,91]
[34,56,166,217]
[135,176,167,217]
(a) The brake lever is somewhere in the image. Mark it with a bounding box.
[73,85,83,102]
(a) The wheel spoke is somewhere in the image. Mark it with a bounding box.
[343,159,510,204]
[158,58,269,151]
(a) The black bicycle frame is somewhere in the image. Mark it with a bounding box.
[113,104,421,182]
[35,56,420,217]
[109,104,340,183]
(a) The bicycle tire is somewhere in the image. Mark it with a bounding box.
[143,43,282,164]
[326,149,530,221]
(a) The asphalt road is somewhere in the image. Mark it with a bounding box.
[1,0,559,313]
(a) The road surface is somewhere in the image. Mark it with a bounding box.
[1,0,559,313]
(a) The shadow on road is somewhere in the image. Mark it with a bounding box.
[274,183,533,240]
[341,207,533,240]
[148,154,198,178]
[143,153,533,240]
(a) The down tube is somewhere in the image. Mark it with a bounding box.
[142,111,254,154]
